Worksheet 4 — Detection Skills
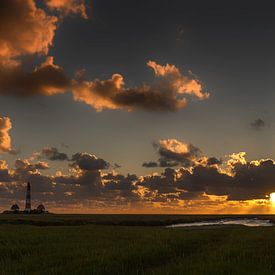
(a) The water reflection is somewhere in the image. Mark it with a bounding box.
[167,218,273,228]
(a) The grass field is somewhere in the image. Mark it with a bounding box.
[1,215,275,274]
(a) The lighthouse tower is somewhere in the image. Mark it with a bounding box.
[25,182,31,213]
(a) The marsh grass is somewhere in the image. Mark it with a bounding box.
[0,215,275,274]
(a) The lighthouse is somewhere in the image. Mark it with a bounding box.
[25,182,31,213]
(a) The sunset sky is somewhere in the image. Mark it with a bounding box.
[0,0,275,213]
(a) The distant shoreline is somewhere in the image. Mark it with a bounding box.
[1,213,275,227]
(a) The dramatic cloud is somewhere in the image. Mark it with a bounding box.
[0,0,57,59]
[0,4,209,114]
[0,117,12,153]
[14,159,49,173]
[0,60,209,113]
[0,149,140,210]
[0,1,89,98]
[1,148,275,212]
[143,139,202,168]
[72,61,209,112]
[251,118,267,130]
[45,0,88,19]
[0,56,70,96]
[138,158,275,203]
[227,159,275,200]
[1,137,275,212]
[42,147,69,161]
[139,151,275,203]
[147,61,209,100]
[71,153,109,171]
[102,172,139,201]
[0,160,13,182]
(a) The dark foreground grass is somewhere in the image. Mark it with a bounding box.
[0,218,275,274]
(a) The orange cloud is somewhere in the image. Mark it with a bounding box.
[147,60,209,100]
[143,139,202,168]
[0,117,12,153]
[72,61,209,112]
[0,56,70,96]
[1,143,275,213]
[0,0,58,59]
[72,74,123,111]
[45,0,88,18]
[158,139,190,154]
[0,2,208,113]
[227,152,247,169]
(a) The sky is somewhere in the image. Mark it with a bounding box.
[0,0,275,213]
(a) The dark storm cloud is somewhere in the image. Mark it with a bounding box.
[103,173,140,201]
[53,169,139,201]
[138,140,275,202]
[2,138,275,207]
[2,149,275,208]
[58,176,138,204]
[250,119,267,131]
[42,147,69,161]
[0,150,140,206]
[138,168,178,195]
[194,159,275,201]
[112,86,187,112]
[176,165,231,196]
[158,140,200,166]
[139,158,275,202]
[71,153,109,171]
[76,170,102,187]
[0,57,70,97]
[227,160,275,200]
[156,139,201,167]
[143,139,202,168]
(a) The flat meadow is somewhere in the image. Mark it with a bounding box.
[0,214,275,274]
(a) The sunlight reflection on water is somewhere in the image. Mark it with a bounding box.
[167,218,273,228]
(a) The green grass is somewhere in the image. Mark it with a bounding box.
[0,215,275,274]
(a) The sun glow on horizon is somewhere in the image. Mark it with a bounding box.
[270,193,275,204]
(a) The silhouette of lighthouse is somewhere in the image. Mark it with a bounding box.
[25,182,31,213]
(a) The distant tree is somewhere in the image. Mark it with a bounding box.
[11,204,19,212]
[37,204,45,213]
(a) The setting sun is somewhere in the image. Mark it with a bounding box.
[270,193,275,204]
